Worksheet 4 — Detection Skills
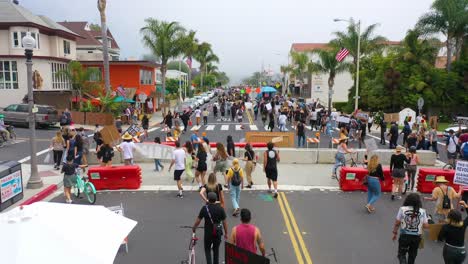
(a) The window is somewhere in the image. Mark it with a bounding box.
[4,104,18,112]
[140,69,153,85]
[0,61,19,89]
[12,31,39,49]
[63,40,71,55]
[51,63,71,90]
[16,104,28,112]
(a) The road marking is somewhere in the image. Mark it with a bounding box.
[250,125,258,131]
[235,125,243,130]
[278,191,305,264]
[15,138,51,142]
[108,185,340,192]
[221,125,229,131]
[205,125,215,131]
[305,126,311,130]
[191,125,201,131]
[148,127,160,133]
[18,147,51,163]
[280,192,313,264]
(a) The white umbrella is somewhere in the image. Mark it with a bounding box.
[0,202,137,264]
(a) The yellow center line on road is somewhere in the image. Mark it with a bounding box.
[277,191,305,264]
[246,108,254,125]
[280,192,314,264]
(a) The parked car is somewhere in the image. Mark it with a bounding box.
[194,96,205,106]
[0,104,59,128]
[202,93,210,103]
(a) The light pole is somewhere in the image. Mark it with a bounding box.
[334,18,361,111]
[22,32,43,189]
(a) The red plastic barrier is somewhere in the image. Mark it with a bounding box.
[339,166,393,192]
[87,165,142,190]
[161,142,176,146]
[208,142,267,148]
[417,168,458,194]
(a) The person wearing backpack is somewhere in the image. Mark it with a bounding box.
[227,158,244,217]
[446,129,459,168]
[460,140,468,161]
[424,176,462,223]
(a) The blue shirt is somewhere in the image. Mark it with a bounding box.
[191,134,200,148]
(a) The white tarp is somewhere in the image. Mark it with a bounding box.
[134,143,175,159]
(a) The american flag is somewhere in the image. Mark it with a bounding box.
[335,47,350,62]
[186,57,192,68]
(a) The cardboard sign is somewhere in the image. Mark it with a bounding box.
[454,160,468,185]
[428,223,443,241]
[225,242,270,264]
[265,104,272,111]
[125,124,141,137]
[100,125,121,145]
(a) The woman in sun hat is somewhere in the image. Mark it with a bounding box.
[331,135,354,179]
[118,132,136,165]
[424,176,462,223]
[390,146,409,201]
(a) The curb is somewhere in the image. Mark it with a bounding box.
[20,184,59,206]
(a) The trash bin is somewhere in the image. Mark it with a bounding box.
[0,161,23,212]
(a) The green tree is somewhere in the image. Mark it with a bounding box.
[56,61,101,110]
[214,71,230,86]
[167,60,190,73]
[416,0,468,71]
[180,30,198,96]
[194,42,219,88]
[308,48,351,113]
[140,19,185,103]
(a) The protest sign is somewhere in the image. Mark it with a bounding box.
[454,160,468,185]
[134,143,175,160]
[337,116,350,124]
[100,125,120,145]
[225,242,270,264]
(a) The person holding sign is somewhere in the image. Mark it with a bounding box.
[230,208,266,256]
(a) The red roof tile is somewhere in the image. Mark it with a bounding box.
[58,21,120,49]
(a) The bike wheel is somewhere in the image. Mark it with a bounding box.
[84,182,97,204]
[72,177,81,198]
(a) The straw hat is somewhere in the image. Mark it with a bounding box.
[122,132,133,140]
[339,135,348,141]
[434,176,449,184]
[395,146,404,153]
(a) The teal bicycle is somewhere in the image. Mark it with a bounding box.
[72,167,97,204]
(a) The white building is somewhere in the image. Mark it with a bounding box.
[0,0,80,108]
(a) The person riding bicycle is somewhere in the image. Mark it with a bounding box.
[331,135,354,179]
[0,114,10,141]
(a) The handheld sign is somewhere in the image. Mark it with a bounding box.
[454,160,468,185]
[225,242,270,264]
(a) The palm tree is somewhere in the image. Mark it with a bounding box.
[416,0,468,71]
[206,63,218,74]
[97,0,110,93]
[194,42,219,89]
[56,61,101,110]
[140,19,185,103]
[180,30,198,97]
[288,52,309,96]
[308,49,350,113]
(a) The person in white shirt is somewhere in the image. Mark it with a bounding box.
[367,115,374,133]
[118,132,136,165]
[278,112,287,132]
[310,110,318,131]
[446,129,459,167]
[169,141,186,198]
[194,107,202,126]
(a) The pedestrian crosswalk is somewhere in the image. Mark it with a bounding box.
[148,124,279,133]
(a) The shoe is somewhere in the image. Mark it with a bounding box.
[331,174,337,179]
[246,185,252,189]
[396,196,402,200]
[232,208,240,216]
[365,205,372,213]
[273,192,278,199]
[56,167,60,170]
[66,199,72,204]
[391,195,395,201]
[267,189,273,193]
[177,193,184,198]
[224,184,229,189]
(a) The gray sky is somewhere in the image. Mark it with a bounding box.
[22,0,435,84]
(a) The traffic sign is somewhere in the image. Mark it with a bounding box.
[417,97,424,109]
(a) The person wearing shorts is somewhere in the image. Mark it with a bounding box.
[264,142,280,198]
[169,141,186,198]
[213,142,229,188]
[390,146,409,201]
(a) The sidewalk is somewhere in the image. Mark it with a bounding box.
[73,111,165,131]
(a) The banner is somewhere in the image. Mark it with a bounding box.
[134,143,175,159]
[337,116,350,124]
[225,242,270,264]
[454,160,468,185]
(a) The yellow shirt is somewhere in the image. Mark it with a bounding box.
[174,129,180,139]
[432,186,457,215]
[227,167,244,181]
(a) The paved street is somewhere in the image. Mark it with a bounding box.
[50,190,445,264]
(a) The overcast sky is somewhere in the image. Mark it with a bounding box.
[22,0,435,84]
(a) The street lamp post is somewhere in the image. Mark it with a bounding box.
[23,32,43,189]
[334,18,361,111]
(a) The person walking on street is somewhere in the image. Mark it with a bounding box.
[61,155,77,204]
[388,122,399,149]
[141,114,149,140]
[278,112,287,132]
[380,119,387,145]
[200,173,225,208]
[438,202,468,264]
[226,135,236,157]
[264,142,280,198]
[243,143,255,188]
[405,146,419,192]
[184,141,195,182]
[365,155,384,213]
[297,120,306,148]
[195,143,208,188]
[332,136,354,179]
[392,193,429,264]
[230,208,266,256]
[180,110,190,133]
[368,115,373,133]
[153,137,163,171]
[194,107,202,126]
[401,121,412,147]
[192,192,228,264]
[268,112,275,132]
[213,143,229,188]
[227,159,244,216]
[446,129,459,168]
[424,176,462,223]
[253,102,258,121]
[169,141,186,198]
[429,126,439,157]
[390,146,409,200]
[118,132,136,165]
[50,131,65,170]
[164,111,173,129]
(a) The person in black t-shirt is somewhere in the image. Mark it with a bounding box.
[438,202,468,263]
[192,192,228,264]
[200,173,225,208]
[61,155,76,204]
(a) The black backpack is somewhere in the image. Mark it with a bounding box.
[440,187,451,209]
[231,168,241,186]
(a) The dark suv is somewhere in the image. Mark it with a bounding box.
[0,104,59,128]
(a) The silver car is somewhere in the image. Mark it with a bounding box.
[0,104,59,128]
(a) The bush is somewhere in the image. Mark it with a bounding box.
[333,102,347,112]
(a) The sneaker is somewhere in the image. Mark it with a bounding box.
[177,193,184,198]
[246,185,252,189]
[391,195,395,201]
[396,196,402,200]
[331,174,337,179]
[273,192,278,199]
[66,199,72,204]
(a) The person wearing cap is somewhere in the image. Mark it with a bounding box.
[446,129,459,168]
[390,146,409,200]
[0,114,10,141]
[192,192,228,264]
[424,176,462,223]
[331,135,354,179]
[118,132,136,165]
[230,208,266,256]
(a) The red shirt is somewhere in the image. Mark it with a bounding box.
[235,224,257,254]
[460,133,468,144]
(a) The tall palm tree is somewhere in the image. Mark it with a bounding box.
[97,0,110,93]
[308,49,350,113]
[416,0,468,71]
[206,63,218,74]
[180,30,198,97]
[194,42,219,89]
[289,52,309,96]
[140,19,185,103]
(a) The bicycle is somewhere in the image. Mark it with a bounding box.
[180,226,203,264]
[0,125,17,147]
[443,163,454,171]
[334,152,365,183]
[72,167,97,204]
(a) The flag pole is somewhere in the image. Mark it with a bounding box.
[355,20,361,111]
